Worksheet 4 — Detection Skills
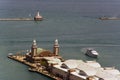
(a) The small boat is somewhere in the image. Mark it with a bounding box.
[8,53,13,56]
[28,67,36,72]
[85,48,99,58]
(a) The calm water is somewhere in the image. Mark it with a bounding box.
[0,0,120,80]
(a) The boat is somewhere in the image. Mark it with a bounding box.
[99,16,120,20]
[28,67,37,72]
[85,48,99,58]
[8,53,13,56]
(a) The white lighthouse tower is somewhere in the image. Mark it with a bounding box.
[53,39,59,56]
[34,11,43,21]
[31,40,37,57]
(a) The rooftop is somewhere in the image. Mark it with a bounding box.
[51,59,120,80]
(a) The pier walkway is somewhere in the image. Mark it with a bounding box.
[8,55,62,80]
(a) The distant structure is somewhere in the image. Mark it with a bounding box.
[99,17,120,20]
[25,39,61,63]
[34,11,43,21]
[0,11,43,21]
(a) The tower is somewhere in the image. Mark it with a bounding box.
[31,40,37,57]
[53,39,59,56]
[34,11,43,21]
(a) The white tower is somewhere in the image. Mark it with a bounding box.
[53,39,59,56]
[31,40,37,57]
[34,11,43,21]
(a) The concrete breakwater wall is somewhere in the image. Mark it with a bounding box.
[0,11,43,21]
[0,18,34,21]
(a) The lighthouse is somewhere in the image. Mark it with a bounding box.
[31,40,37,57]
[53,39,59,56]
[34,11,43,21]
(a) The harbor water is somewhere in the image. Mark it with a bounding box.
[0,0,120,80]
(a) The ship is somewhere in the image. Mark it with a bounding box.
[99,16,120,20]
[85,48,99,58]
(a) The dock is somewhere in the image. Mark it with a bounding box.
[0,18,34,21]
[8,55,62,80]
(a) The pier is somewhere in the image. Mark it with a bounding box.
[8,55,62,80]
[0,11,43,21]
[0,18,34,21]
[7,40,120,80]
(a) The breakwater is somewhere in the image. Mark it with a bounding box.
[0,18,34,21]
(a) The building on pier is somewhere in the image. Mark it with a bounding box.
[45,59,120,80]
[25,39,61,63]
[53,39,59,56]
